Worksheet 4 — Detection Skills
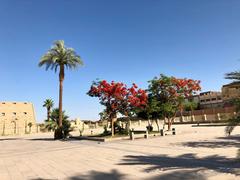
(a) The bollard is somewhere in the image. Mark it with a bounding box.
[145,130,149,139]
[160,129,164,136]
[203,114,207,121]
[130,131,135,140]
[172,128,176,135]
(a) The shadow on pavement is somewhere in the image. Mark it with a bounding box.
[27,138,55,141]
[68,169,125,180]
[181,135,240,148]
[150,169,206,180]
[119,153,240,175]
[0,138,23,141]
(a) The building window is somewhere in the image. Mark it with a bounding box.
[2,102,5,104]
[24,112,27,115]
[13,112,16,115]
[1,113,5,116]
[24,102,27,104]
[13,102,16,104]
[206,99,211,102]
[212,98,217,101]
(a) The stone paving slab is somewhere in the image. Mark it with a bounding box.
[0,125,240,179]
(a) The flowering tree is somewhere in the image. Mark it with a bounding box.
[148,74,201,130]
[87,80,148,136]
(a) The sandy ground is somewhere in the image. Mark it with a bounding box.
[0,124,240,180]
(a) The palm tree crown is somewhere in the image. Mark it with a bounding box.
[38,40,83,72]
[43,99,54,109]
[43,98,54,121]
[225,71,240,82]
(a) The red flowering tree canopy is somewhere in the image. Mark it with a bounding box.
[149,75,201,102]
[170,77,201,99]
[147,74,201,122]
[87,80,148,118]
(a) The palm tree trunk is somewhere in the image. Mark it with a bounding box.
[47,107,50,121]
[59,66,64,128]
[55,66,64,139]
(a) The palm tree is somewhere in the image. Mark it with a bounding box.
[45,108,72,137]
[39,40,83,139]
[225,71,240,81]
[43,99,54,121]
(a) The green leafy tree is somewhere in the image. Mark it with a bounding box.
[183,101,198,111]
[135,95,162,132]
[43,99,54,121]
[147,74,201,130]
[39,40,83,139]
[184,100,199,121]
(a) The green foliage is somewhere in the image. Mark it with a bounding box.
[137,74,201,130]
[43,99,54,109]
[99,110,110,121]
[136,74,179,121]
[225,71,240,81]
[38,40,83,72]
[225,68,240,135]
[225,99,240,135]
[225,117,240,135]
[184,101,198,111]
[44,108,73,137]
[103,125,110,135]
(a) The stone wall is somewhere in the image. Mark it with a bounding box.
[71,109,237,136]
[0,102,37,136]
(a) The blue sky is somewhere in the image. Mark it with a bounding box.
[0,0,239,122]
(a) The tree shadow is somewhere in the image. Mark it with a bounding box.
[68,169,125,180]
[181,135,240,148]
[150,169,206,180]
[119,153,240,175]
[0,138,23,141]
[217,135,240,141]
[27,138,55,141]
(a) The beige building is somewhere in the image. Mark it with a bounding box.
[222,82,240,102]
[0,102,37,136]
[199,91,223,109]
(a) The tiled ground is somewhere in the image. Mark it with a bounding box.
[0,125,240,180]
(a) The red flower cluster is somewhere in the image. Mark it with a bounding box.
[172,78,201,97]
[128,85,148,108]
[87,80,148,115]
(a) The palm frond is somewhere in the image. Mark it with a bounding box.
[225,71,240,81]
[225,116,240,135]
[38,40,83,72]
[43,99,54,108]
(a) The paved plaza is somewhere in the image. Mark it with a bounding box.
[0,125,240,180]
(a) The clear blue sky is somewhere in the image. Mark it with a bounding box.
[0,0,239,122]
